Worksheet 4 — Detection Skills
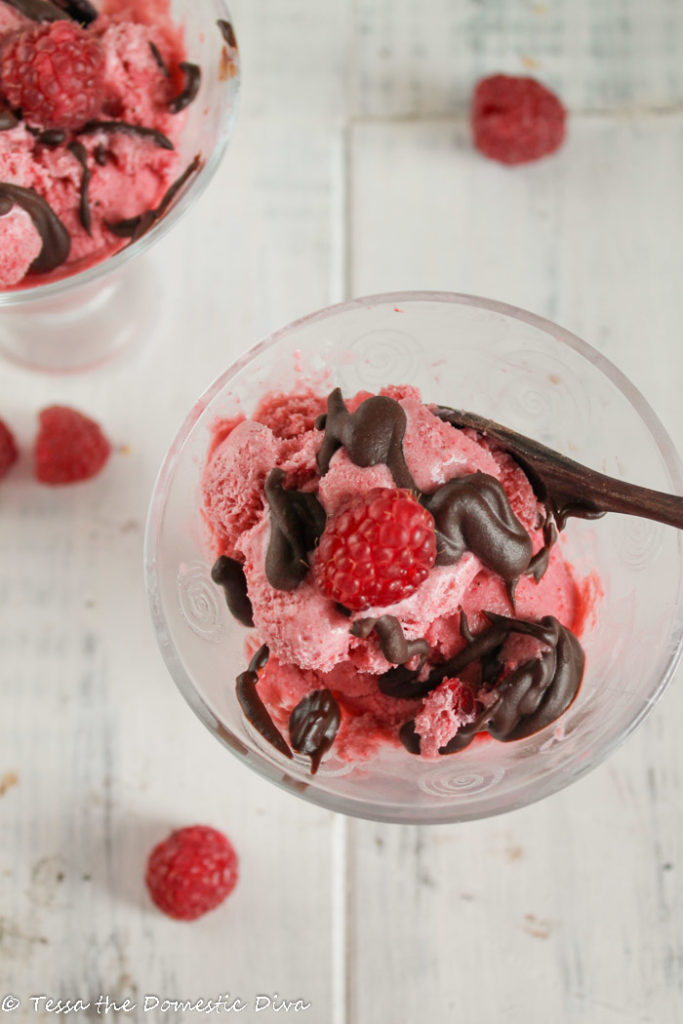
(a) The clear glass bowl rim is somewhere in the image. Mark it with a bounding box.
[144,290,683,823]
[0,0,240,308]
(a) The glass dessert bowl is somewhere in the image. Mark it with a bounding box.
[145,292,683,824]
[0,0,240,372]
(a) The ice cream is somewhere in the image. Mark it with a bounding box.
[202,384,597,773]
[0,0,211,288]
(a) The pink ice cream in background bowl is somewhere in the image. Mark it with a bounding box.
[144,292,683,824]
[0,0,240,371]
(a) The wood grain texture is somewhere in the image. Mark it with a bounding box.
[348,9,683,1022]
[2,0,683,1022]
[350,114,683,443]
[352,0,683,117]
[0,0,350,1018]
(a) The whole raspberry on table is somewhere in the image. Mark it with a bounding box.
[316,488,437,611]
[471,74,566,165]
[0,419,18,480]
[145,825,239,921]
[0,21,105,131]
[34,405,111,485]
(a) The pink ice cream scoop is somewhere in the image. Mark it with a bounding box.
[0,0,208,289]
[203,384,598,773]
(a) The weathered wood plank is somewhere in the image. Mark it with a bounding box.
[347,110,683,1024]
[352,0,683,117]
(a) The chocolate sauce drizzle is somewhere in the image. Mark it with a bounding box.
[0,182,70,272]
[235,645,293,759]
[396,612,585,755]
[211,555,254,627]
[1,0,67,22]
[106,153,201,241]
[435,406,683,532]
[169,62,201,114]
[149,41,170,77]
[79,121,174,152]
[52,0,97,24]
[423,472,533,590]
[67,141,91,234]
[217,18,238,49]
[248,644,270,673]
[0,108,19,131]
[264,468,326,591]
[289,690,340,774]
[28,127,67,147]
[526,520,558,583]
[316,388,417,489]
[351,615,430,666]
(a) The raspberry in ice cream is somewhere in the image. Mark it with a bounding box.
[203,384,597,773]
[0,0,217,288]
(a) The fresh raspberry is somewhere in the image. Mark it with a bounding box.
[471,74,566,165]
[145,825,239,921]
[1,21,105,131]
[316,488,437,611]
[34,405,111,485]
[0,419,18,480]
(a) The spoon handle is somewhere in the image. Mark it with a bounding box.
[437,408,683,531]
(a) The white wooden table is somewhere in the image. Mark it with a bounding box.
[2,2,683,1021]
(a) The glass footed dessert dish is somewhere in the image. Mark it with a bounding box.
[145,292,683,824]
[0,0,240,371]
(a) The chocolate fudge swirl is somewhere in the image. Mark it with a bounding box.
[2,0,68,22]
[383,611,563,699]
[149,41,170,77]
[217,18,238,49]
[484,615,585,742]
[0,108,19,131]
[435,406,683,532]
[106,154,202,241]
[351,615,430,666]
[0,182,70,272]
[169,62,201,114]
[264,468,327,590]
[211,555,254,627]
[79,121,174,151]
[423,472,533,588]
[53,0,97,23]
[235,645,293,759]
[397,612,585,754]
[289,690,341,774]
[28,127,67,147]
[526,520,558,583]
[316,388,417,490]
[67,141,91,234]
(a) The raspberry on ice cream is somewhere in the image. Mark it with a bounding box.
[0,0,210,288]
[202,384,597,771]
[1,21,105,130]
[315,488,437,611]
[145,825,239,921]
[471,74,566,165]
